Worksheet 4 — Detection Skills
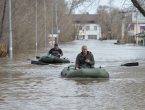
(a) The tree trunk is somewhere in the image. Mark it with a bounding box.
[0,0,7,38]
[131,0,145,17]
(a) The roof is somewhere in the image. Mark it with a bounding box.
[72,14,98,24]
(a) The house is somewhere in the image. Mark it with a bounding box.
[73,14,101,40]
[131,12,145,46]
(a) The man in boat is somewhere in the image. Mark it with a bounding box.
[75,45,95,70]
[48,43,63,58]
[117,38,120,43]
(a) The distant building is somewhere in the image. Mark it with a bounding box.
[132,12,145,35]
[127,12,145,46]
[73,14,101,40]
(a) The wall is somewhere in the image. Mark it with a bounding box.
[85,24,101,39]
[134,24,140,35]
[132,12,145,23]
[76,23,101,40]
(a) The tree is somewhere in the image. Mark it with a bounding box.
[0,0,7,38]
[67,0,96,14]
[0,0,78,49]
[96,5,132,39]
[131,0,145,17]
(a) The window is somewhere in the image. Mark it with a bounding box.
[79,26,82,30]
[86,26,90,31]
[94,26,97,30]
[88,35,97,39]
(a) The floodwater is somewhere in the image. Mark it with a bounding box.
[0,40,145,110]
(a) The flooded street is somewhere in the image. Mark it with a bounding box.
[0,40,145,110]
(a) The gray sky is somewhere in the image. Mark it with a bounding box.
[75,0,131,14]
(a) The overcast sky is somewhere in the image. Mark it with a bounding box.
[75,0,130,14]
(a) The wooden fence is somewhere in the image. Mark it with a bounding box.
[0,44,7,57]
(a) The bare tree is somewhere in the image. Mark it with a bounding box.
[67,0,97,14]
[109,0,145,17]
[96,5,132,39]
[0,0,7,38]
[131,0,145,17]
[0,0,78,49]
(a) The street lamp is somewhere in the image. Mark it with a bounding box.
[55,1,64,44]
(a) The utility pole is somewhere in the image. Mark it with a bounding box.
[55,1,63,44]
[119,11,126,40]
[8,0,12,58]
[122,14,125,40]
[55,5,58,43]
[35,0,37,55]
[51,2,54,47]
[136,11,138,46]
[99,22,102,39]
[44,0,47,47]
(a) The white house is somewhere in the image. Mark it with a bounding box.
[73,14,101,40]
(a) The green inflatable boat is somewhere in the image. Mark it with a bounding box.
[114,42,126,45]
[61,65,109,78]
[114,39,126,45]
[31,55,70,65]
[39,55,70,63]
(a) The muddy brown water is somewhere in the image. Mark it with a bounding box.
[0,40,145,110]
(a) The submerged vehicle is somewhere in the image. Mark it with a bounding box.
[61,65,109,78]
[31,55,70,65]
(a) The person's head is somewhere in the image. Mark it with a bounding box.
[54,43,58,49]
[82,45,88,55]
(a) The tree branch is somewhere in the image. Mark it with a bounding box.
[131,0,145,17]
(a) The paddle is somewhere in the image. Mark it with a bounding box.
[31,60,49,65]
[121,62,139,66]
[100,62,139,68]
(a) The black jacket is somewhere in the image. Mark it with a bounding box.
[48,48,63,57]
[75,51,95,68]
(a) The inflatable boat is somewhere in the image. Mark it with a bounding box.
[114,40,126,45]
[39,55,70,63]
[114,42,126,45]
[61,65,109,78]
[31,55,70,65]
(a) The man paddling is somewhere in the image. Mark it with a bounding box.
[48,43,63,58]
[75,45,95,70]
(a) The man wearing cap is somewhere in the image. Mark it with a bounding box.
[48,43,63,58]
[75,45,95,70]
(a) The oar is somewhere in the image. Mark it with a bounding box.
[31,60,49,65]
[100,62,139,68]
[121,62,139,66]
